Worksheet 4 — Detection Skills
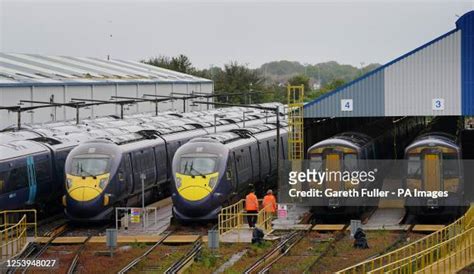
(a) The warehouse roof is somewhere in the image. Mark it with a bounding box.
[304,10,474,117]
[0,53,212,87]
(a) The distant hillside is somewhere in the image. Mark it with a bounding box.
[259,60,381,87]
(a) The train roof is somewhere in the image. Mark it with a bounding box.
[0,130,43,144]
[189,123,280,145]
[308,131,372,152]
[0,140,49,160]
[405,132,460,152]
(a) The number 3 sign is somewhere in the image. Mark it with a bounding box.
[432,98,445,111]
[341,99,353,112]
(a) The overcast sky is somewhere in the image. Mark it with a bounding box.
[0,0,473,69]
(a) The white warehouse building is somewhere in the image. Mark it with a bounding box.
[0,53,213,128]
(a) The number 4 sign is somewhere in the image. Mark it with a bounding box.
[341,99,353,112]
[432,98,445,111]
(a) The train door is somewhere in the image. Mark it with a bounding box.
[124,153,133,195]
[422,151,442,192]
[26,156,37,205]
[33,155,53,204]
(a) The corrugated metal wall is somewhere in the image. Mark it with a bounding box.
[385,30,461,116]
[459,11,474,115]
[304,28,463,118]
[305,70,385,117]
[0,82,212,128]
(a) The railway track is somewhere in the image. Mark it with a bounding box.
[303,229,347,273]
[164,238,203,274]
[5,222,70,274]
[118,231,173,273]
[243,230,302,274]
[66,235,93,274]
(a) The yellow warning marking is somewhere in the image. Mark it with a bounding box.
[313,224,346,231]
[412,224,446,232]
[378,199,405,208]
[52,236,88,244]
[163,235,200,244]
[88,235,163,243]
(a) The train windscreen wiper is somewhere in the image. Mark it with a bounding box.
[79,164,97,179]
[190,162,206,178]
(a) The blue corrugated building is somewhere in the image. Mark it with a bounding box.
[304,10,474,118]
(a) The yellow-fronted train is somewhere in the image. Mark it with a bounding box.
[171,123,288,221]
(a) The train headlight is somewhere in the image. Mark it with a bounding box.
[66,178,72,189]
[99,177,109,189]
[175,177,182,189]
[209,177,218,189]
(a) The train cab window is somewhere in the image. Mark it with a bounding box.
[344,154,357,171]
[179,156,217,176]
[309,155,322,171]
[69,155,110,177]
[407,156,421,178]
[443,154,459,178]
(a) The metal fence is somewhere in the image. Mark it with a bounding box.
[368,227,474,273]
[0,210,37,262]
[336,205,474,273]
[218,199,273,238]
[115,207,159,231]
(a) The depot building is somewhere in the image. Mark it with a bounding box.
[0,53,213,129]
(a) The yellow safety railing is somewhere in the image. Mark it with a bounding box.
[0,209,37,263]
[0,209,37,237]
[367,227,474,273]
[218,199,273,238]
[287,85,304,161]
[336,206,474,274]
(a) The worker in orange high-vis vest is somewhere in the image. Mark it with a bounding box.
[262,189,277,217]
[245,186,259,228]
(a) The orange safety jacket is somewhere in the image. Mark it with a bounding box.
[262,194,277,213]
[245,192,259,211]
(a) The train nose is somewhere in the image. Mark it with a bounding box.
[179,186,211,201]
[69,186,101,202]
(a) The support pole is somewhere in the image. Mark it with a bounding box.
[276,106,280,186]
[17,111,21,129]
[155,100,159,116]
[76,105,80,124]
[120,104,124,119]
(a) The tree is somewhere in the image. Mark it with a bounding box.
[142,54,195,74]
[305,78,347,101]
[213,62,266,104]
[287,74,311,93]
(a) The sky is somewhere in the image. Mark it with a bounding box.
[0,0,473,69]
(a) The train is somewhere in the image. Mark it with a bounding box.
[306,117,427,216]
[62,109,283,221]
[171,123,288,221]
[1,105,280,212]
[403,116,465,216]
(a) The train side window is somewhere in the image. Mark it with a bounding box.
[8,166,28,192]
[407,156,421,178]
[443,154,459,178]
[0,170,7,194]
